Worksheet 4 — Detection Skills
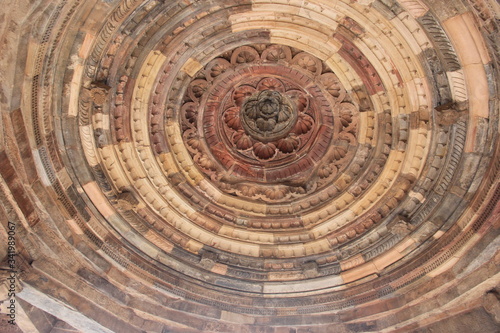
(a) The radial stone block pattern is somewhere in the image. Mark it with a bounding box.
[0,0,499,332]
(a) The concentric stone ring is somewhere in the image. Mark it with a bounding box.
[3,1,499,332]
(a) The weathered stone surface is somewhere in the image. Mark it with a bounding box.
[0,0,498,332]
[414,308,499,333]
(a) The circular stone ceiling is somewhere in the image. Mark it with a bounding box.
[1,0,499,332]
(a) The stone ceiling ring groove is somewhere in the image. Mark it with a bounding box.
[84,30,428,272]
[14,1,497,330]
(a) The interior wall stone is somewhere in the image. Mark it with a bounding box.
[0,0,499,332]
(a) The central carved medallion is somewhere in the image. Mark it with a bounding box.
[240,90,297,142]
[180,44,359,202]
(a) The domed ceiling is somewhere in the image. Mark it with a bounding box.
[0,0,499,332]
